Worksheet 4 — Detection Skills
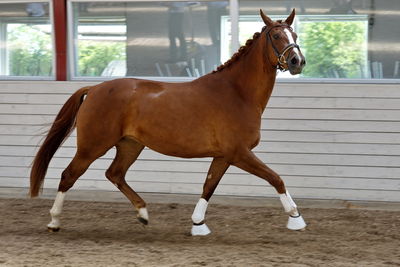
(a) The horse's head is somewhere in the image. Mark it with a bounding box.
[260,9,306,75]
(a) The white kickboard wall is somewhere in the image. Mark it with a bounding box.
[0,81,399,202]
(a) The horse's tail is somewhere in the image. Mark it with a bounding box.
[30,86,91,197]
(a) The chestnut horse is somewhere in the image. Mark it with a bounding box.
[30,9,306,235]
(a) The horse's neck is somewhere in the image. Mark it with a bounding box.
[221,38,277,113]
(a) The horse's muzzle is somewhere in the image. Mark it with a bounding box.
[288,54,306,75]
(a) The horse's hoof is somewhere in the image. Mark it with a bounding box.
[137,207,149,225]
[47,227,60,232]
[191,223,211,236]
[137,217,148,225]
[287,214,307,231]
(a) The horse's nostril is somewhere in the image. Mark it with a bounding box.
[290,57,298,65]
[301,58,306,66]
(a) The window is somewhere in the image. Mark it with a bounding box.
[1,0,399,81]
[69,1,229,79]
[0,1,54,79]
[238,0,400,80]
[231,14,369,79]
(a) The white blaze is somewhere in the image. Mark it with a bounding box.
[283,28,300,58]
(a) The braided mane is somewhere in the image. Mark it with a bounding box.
[212,26,267,73]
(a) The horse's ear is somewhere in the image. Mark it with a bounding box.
[285,8,296,26]
[260,9,273,26]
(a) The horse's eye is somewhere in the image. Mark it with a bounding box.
[273,34,280,40]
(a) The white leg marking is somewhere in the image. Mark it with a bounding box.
[191,198,211,236]
[48,191,66,229]
[138,207,149,221]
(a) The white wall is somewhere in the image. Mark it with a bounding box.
[0,81,399,201]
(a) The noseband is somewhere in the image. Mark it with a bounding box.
[265,25,300,71]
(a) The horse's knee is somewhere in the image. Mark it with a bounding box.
[105,168,123,186]
[105,168,114,181]
[272,178,286,194]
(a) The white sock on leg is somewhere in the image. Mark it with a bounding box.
[48,191,66,229]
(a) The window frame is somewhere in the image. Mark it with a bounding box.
[67,0,235,82]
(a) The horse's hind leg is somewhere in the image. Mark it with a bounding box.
[105,138,148,225]
[47,152,98,231]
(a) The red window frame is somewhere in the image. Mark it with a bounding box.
[53,0,67,81]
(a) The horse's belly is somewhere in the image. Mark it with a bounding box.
[152,134,217,158]
[127,124,219,158]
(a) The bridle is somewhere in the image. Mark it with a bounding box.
[265,24,300,71]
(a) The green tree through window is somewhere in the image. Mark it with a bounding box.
[78,41,126,76]
[299,20,367,78]
[8,24,52,76]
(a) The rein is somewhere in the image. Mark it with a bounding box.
[265,24,299,71]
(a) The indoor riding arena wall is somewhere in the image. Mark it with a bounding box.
[0,81,399,202]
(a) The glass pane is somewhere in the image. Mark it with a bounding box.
[71,1,229,78]
[0,2,53,78]
[239,0,400,79]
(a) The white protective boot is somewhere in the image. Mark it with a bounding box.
[191,198,211,236]
[279,191,306,231]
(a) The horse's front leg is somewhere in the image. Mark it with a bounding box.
[191,157,229,236]
[233,150,306,231]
